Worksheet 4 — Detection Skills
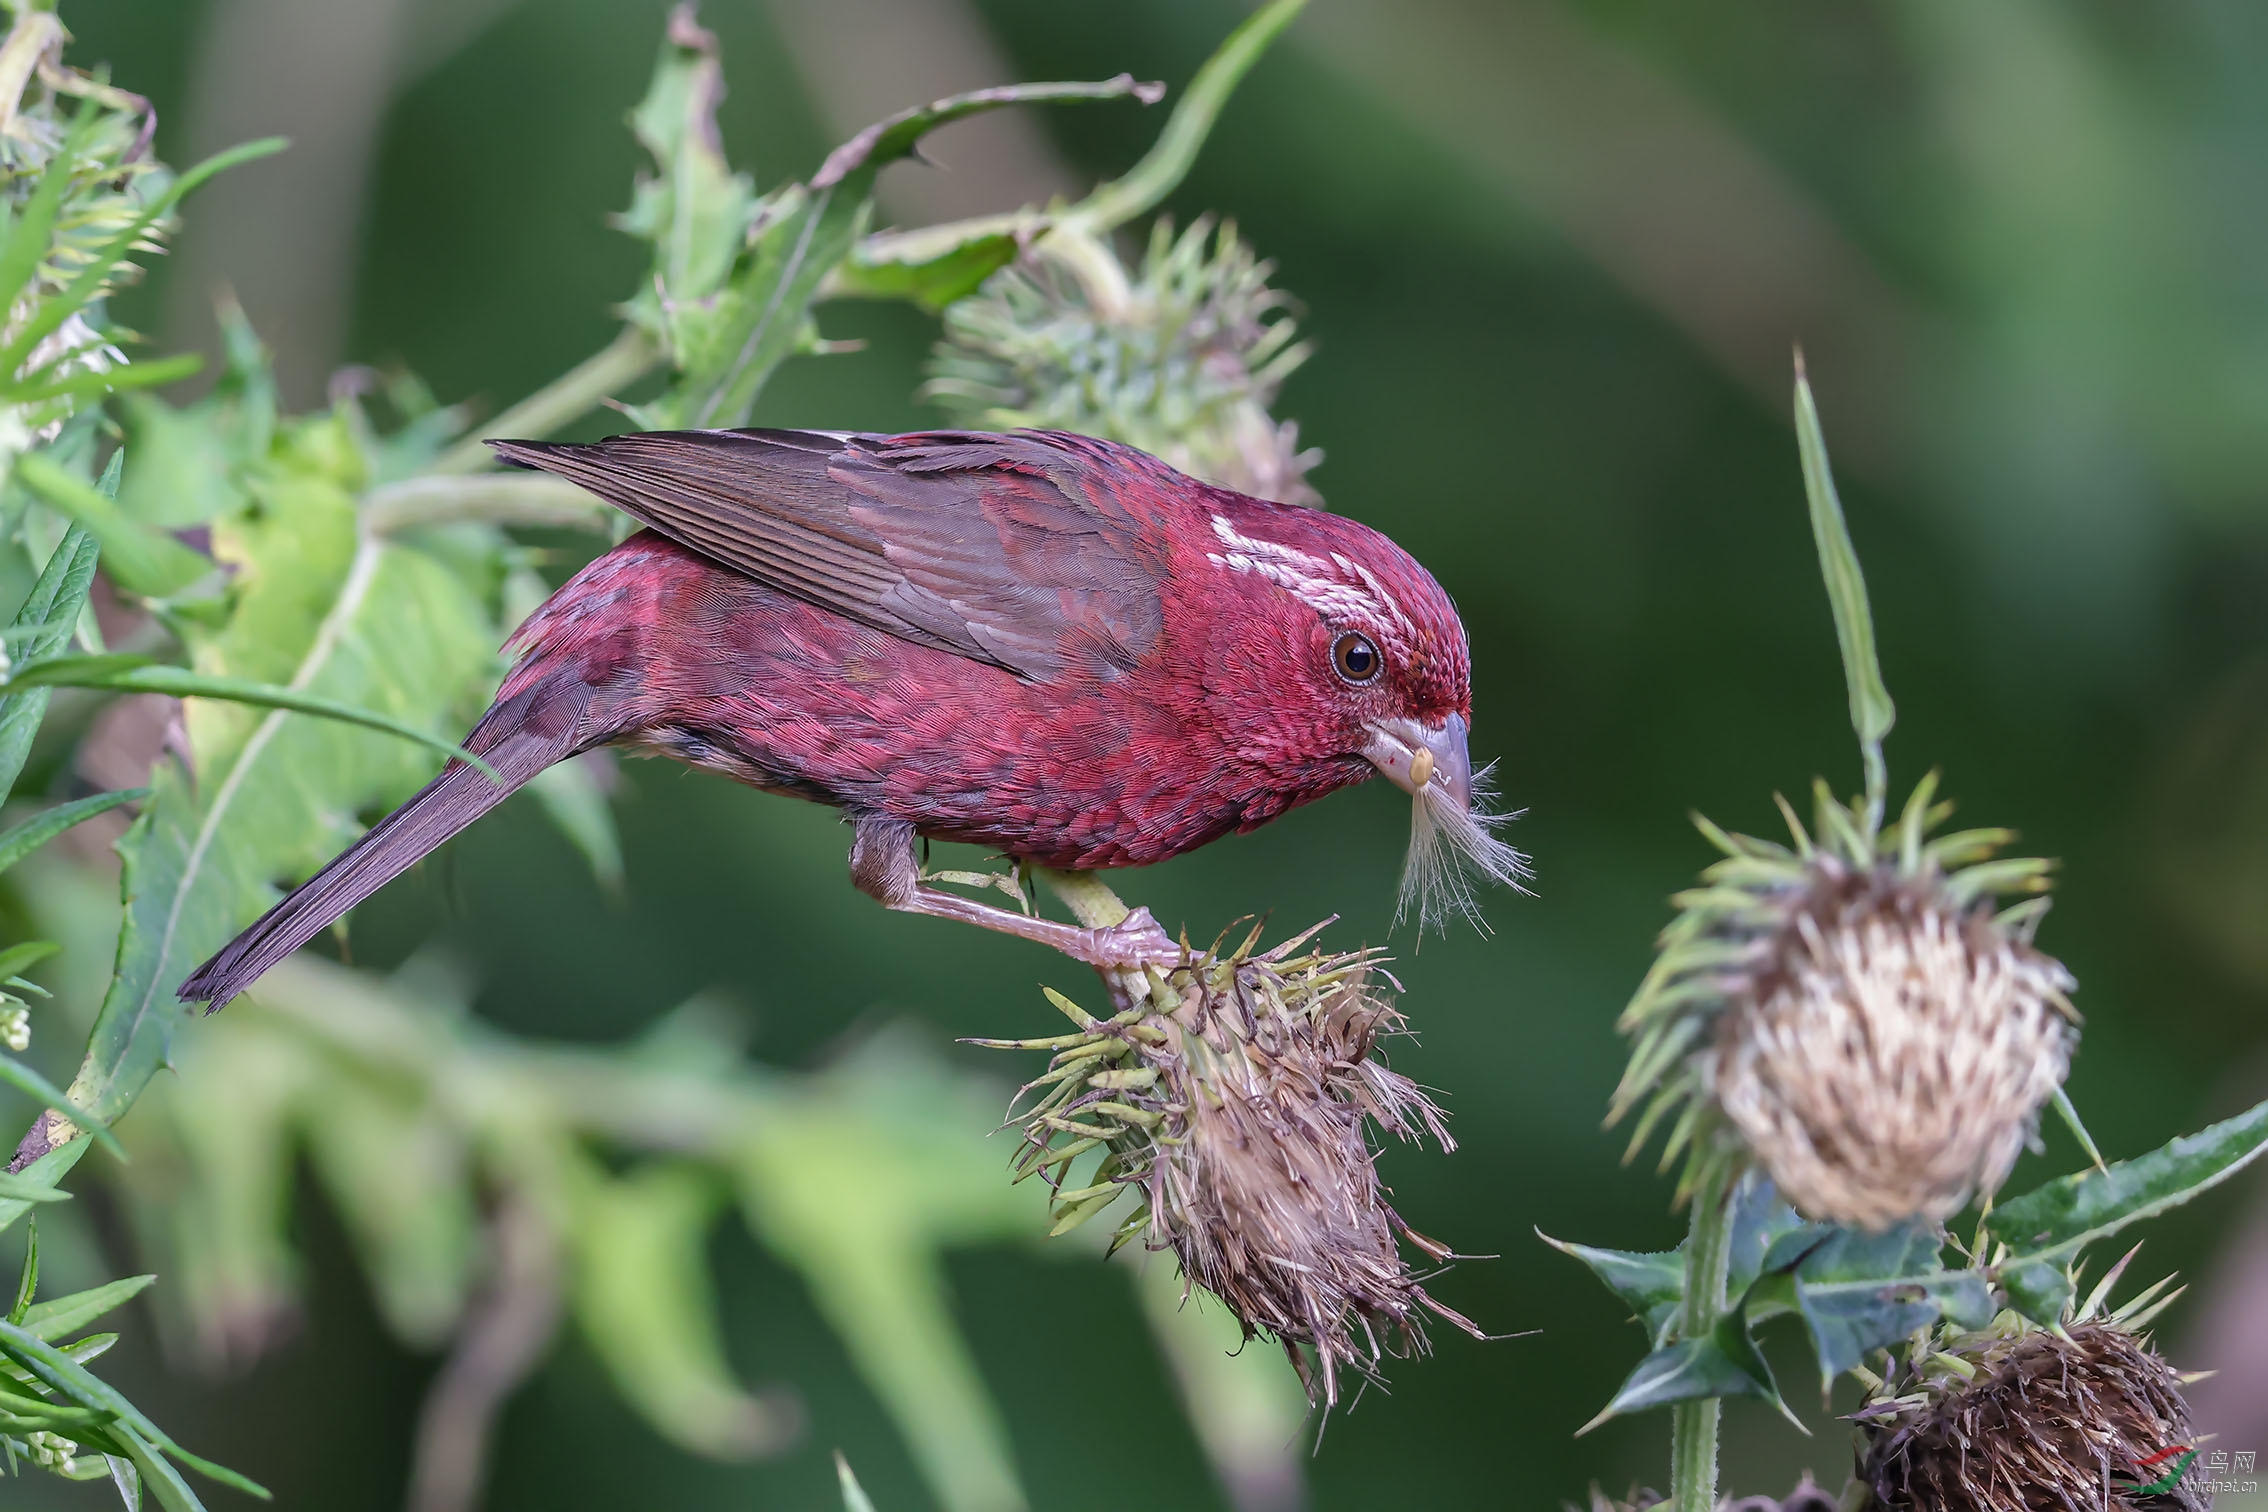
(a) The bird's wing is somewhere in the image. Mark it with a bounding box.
[488,428,1170,681]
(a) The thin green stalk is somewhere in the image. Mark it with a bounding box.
[1059,0,1308,237]
[1035,868,1130,929]
[1670,1156,1736,1512]
[430,326,660,475]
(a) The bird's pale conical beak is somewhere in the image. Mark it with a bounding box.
[1362,713,1473,811]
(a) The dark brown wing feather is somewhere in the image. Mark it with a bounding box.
[488,429,1166,681]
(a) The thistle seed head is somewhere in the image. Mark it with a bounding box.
[1575,1477,1839,1512]
[924,217,1320,506]
[1857,1308,2202,1511]
[982,920,1476,1406]
[1612,773,2078,1228]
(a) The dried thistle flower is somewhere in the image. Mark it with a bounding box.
[977,919,1476,1405]
[1854,1259,2201,1512]
[1575,1478,1839,1512]
[924,216,1321,505]
[1611,771,2078,1229]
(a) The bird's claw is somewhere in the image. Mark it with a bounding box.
[1079,906,1183,1006]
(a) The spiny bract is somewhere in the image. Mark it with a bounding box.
[924,216,1319,507]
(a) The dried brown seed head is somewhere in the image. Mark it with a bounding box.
[1858,1319,2202,1511]
[988,922,1476,1405]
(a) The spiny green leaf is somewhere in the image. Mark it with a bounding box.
[1541,1232,1683,1347]
[1580,1315,1790,1432]
[0,790,145,875]
[1995,1096,2268,1270]
[1779,1225,1992,1387]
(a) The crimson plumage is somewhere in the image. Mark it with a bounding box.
[181,428,1520,1010]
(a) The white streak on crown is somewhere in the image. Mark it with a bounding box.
[1207,516,1413,634]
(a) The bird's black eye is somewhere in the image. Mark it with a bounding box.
[1331,631,1382,684]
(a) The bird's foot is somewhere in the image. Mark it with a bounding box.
[1070,905,1186,1008]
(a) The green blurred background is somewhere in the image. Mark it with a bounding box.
[26,0,2268,1504]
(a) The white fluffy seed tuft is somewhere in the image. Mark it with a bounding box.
[1396,761,1532,933]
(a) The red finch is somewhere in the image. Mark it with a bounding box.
[182,429,1523,1010]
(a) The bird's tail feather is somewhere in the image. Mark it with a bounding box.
[179,678,610,1012]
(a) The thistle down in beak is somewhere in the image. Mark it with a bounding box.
[1363,713,1531,931]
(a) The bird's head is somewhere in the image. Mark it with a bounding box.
[1194,502,1529,927]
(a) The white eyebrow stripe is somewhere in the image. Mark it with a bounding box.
[1207,515,1414,633]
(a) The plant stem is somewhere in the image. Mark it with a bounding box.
[361,473,615,535]
[1670,1155,1736,1512]
[1035,868,1130,929]
[430,327,660,475]
[1060,0,1309,237]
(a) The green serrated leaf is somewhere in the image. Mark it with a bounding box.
[637,60,1158,430]
[1582,1312,1790,1431]
[1542,1232,1683,1347]
[1783,1225,1992,1386]
[1995,1096,2268,1267]
[1724,1170,1809,1302]
[52,449,498,1131]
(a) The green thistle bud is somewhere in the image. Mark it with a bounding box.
[1853,1263,2200,1511]
[924,217,1319,505]
[0,9,175,453]
[980,920,1476,1405]
[1612,772,2078,1229]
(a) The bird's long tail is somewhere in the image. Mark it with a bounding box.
[179,674,617,1012]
